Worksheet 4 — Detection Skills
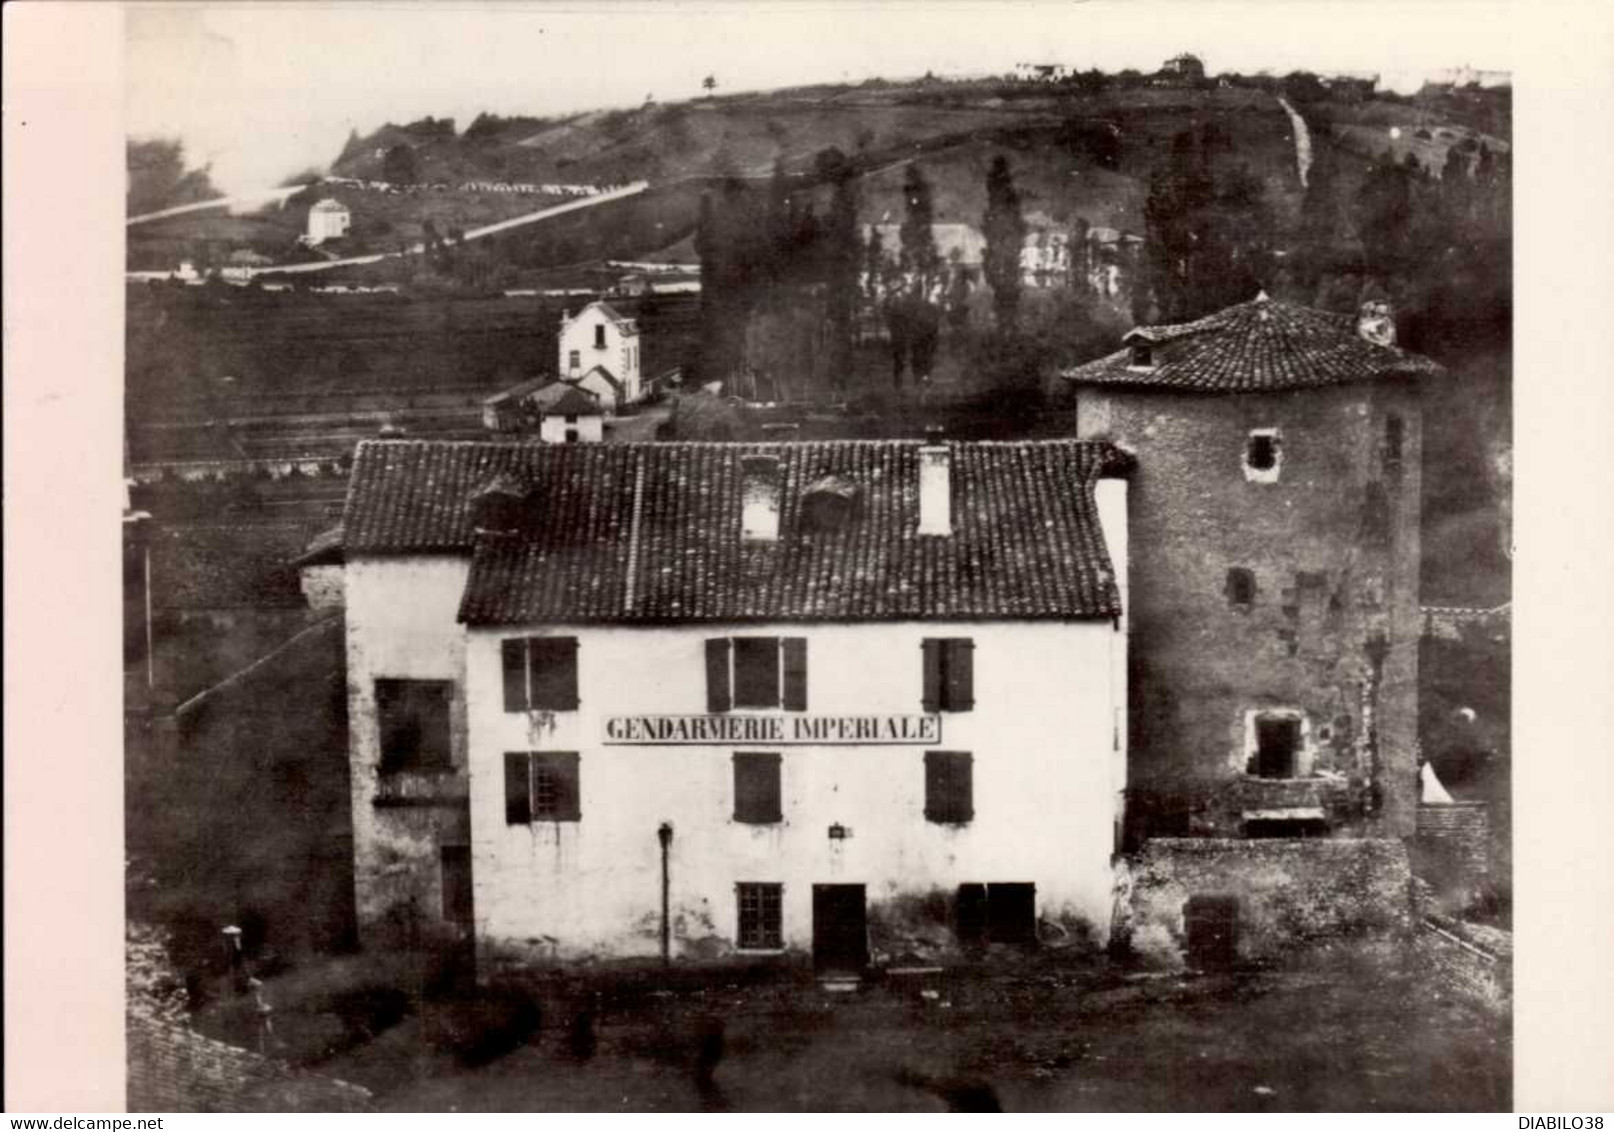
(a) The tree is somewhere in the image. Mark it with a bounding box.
[982,155,1027,330]
[1140,127,1271,321]
[382,143,418,185]
[703,74,717,94]
[823,170,861,389]
[898,164,940,296]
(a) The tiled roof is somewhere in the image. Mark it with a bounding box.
[344,439,1134,624]
[542,386,603,417]
[1062,294,1442,392]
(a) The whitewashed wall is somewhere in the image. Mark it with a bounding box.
[463,617,1127,963]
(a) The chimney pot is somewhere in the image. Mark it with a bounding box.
[741,453,781,542]
[918,438,951,536]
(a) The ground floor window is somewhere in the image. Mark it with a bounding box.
[737,882,783,950]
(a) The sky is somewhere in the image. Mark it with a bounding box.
[125,0,1515,196]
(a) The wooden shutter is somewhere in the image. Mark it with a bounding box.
[553,751,582,821]
[504,753,531,824]
[532,637,580,710]
[781,638,808,711]
[705,638,732,713]
[944,639,975,712]
[924,751,973,824]
[734,753,782,824]
[501,639,528,712]
[920,639,941,712]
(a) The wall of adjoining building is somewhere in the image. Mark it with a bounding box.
[539,414,605,444]
[1413,801,1491,892]
[463,618,1127,970]
[1075,382,1422,840]
[345,555,472,946]
[1121,837,1413,968]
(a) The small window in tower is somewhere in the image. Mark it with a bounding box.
[1225,568,1255,610]
[1243,429,1282,482]
[1383,414,1405,475]
[1246,711,1306,779]
[594,324,606,349]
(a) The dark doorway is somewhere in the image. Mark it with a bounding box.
[1184,895,1240,969]
[440,845,473,926]
[956,884,988,948]
[812,884,868,971]
[1253,715,1302,778]
[955,883,1037,948]
[986,883,1037,946]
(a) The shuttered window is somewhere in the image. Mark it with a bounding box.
[733,753,783,824]
[501,637,580,712]
[924,751,974,824]
[376,679,453,772]
[920,638,975,712]
[504,752,581,823]
[733,638,780,708]
[705,637,807,712]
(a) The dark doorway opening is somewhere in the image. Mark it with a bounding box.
[440,845,473,926]
[955,883,1037,949]
[1245,818,1328,839]
[1184,895,1240,969]
[812,885,868,971]
[1253,715,1302,778]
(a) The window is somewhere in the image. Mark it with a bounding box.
[733,753,782,824]
[565,429,579,444]
[924,751,974,824]
[375,679,453,772]
[705,637,807,712]
[736,883,783,950]
[1244,430,1281,476]
[1129,342,1153,368]
[594,324,607,349]
[440,846,473,924]
[1225,568,1255,610]
[921,638,975,712]
[1248,713,1303,779]
[1383,414,1405,475]
[568,349,580,370]
[502,637,579,712]
[504,751,581,823]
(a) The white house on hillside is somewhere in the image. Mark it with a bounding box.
[304,198,352,245]
[558,302,641,409]
[338,437,1134,971]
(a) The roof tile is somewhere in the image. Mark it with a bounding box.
[344,439,1133,625]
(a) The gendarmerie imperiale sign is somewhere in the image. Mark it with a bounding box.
[603,715,941,746]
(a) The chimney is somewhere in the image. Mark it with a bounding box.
[918,427,951,536]
[1356,292,1397,347]
[741,454,781,542]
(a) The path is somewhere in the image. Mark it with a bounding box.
[126,185,310,226]
[1274,95,1313,189]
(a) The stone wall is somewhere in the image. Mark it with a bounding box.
[1413,802,1490,891]
[1122,838,1413,968]
[1076,382,1423,841]
[127,1011,373,1113]
[1415,916,1511,1013]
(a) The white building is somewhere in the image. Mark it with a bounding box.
[558,301,642,409]
[340,437,1134,971]
[537,385,605,444]
[304,198,352,245]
